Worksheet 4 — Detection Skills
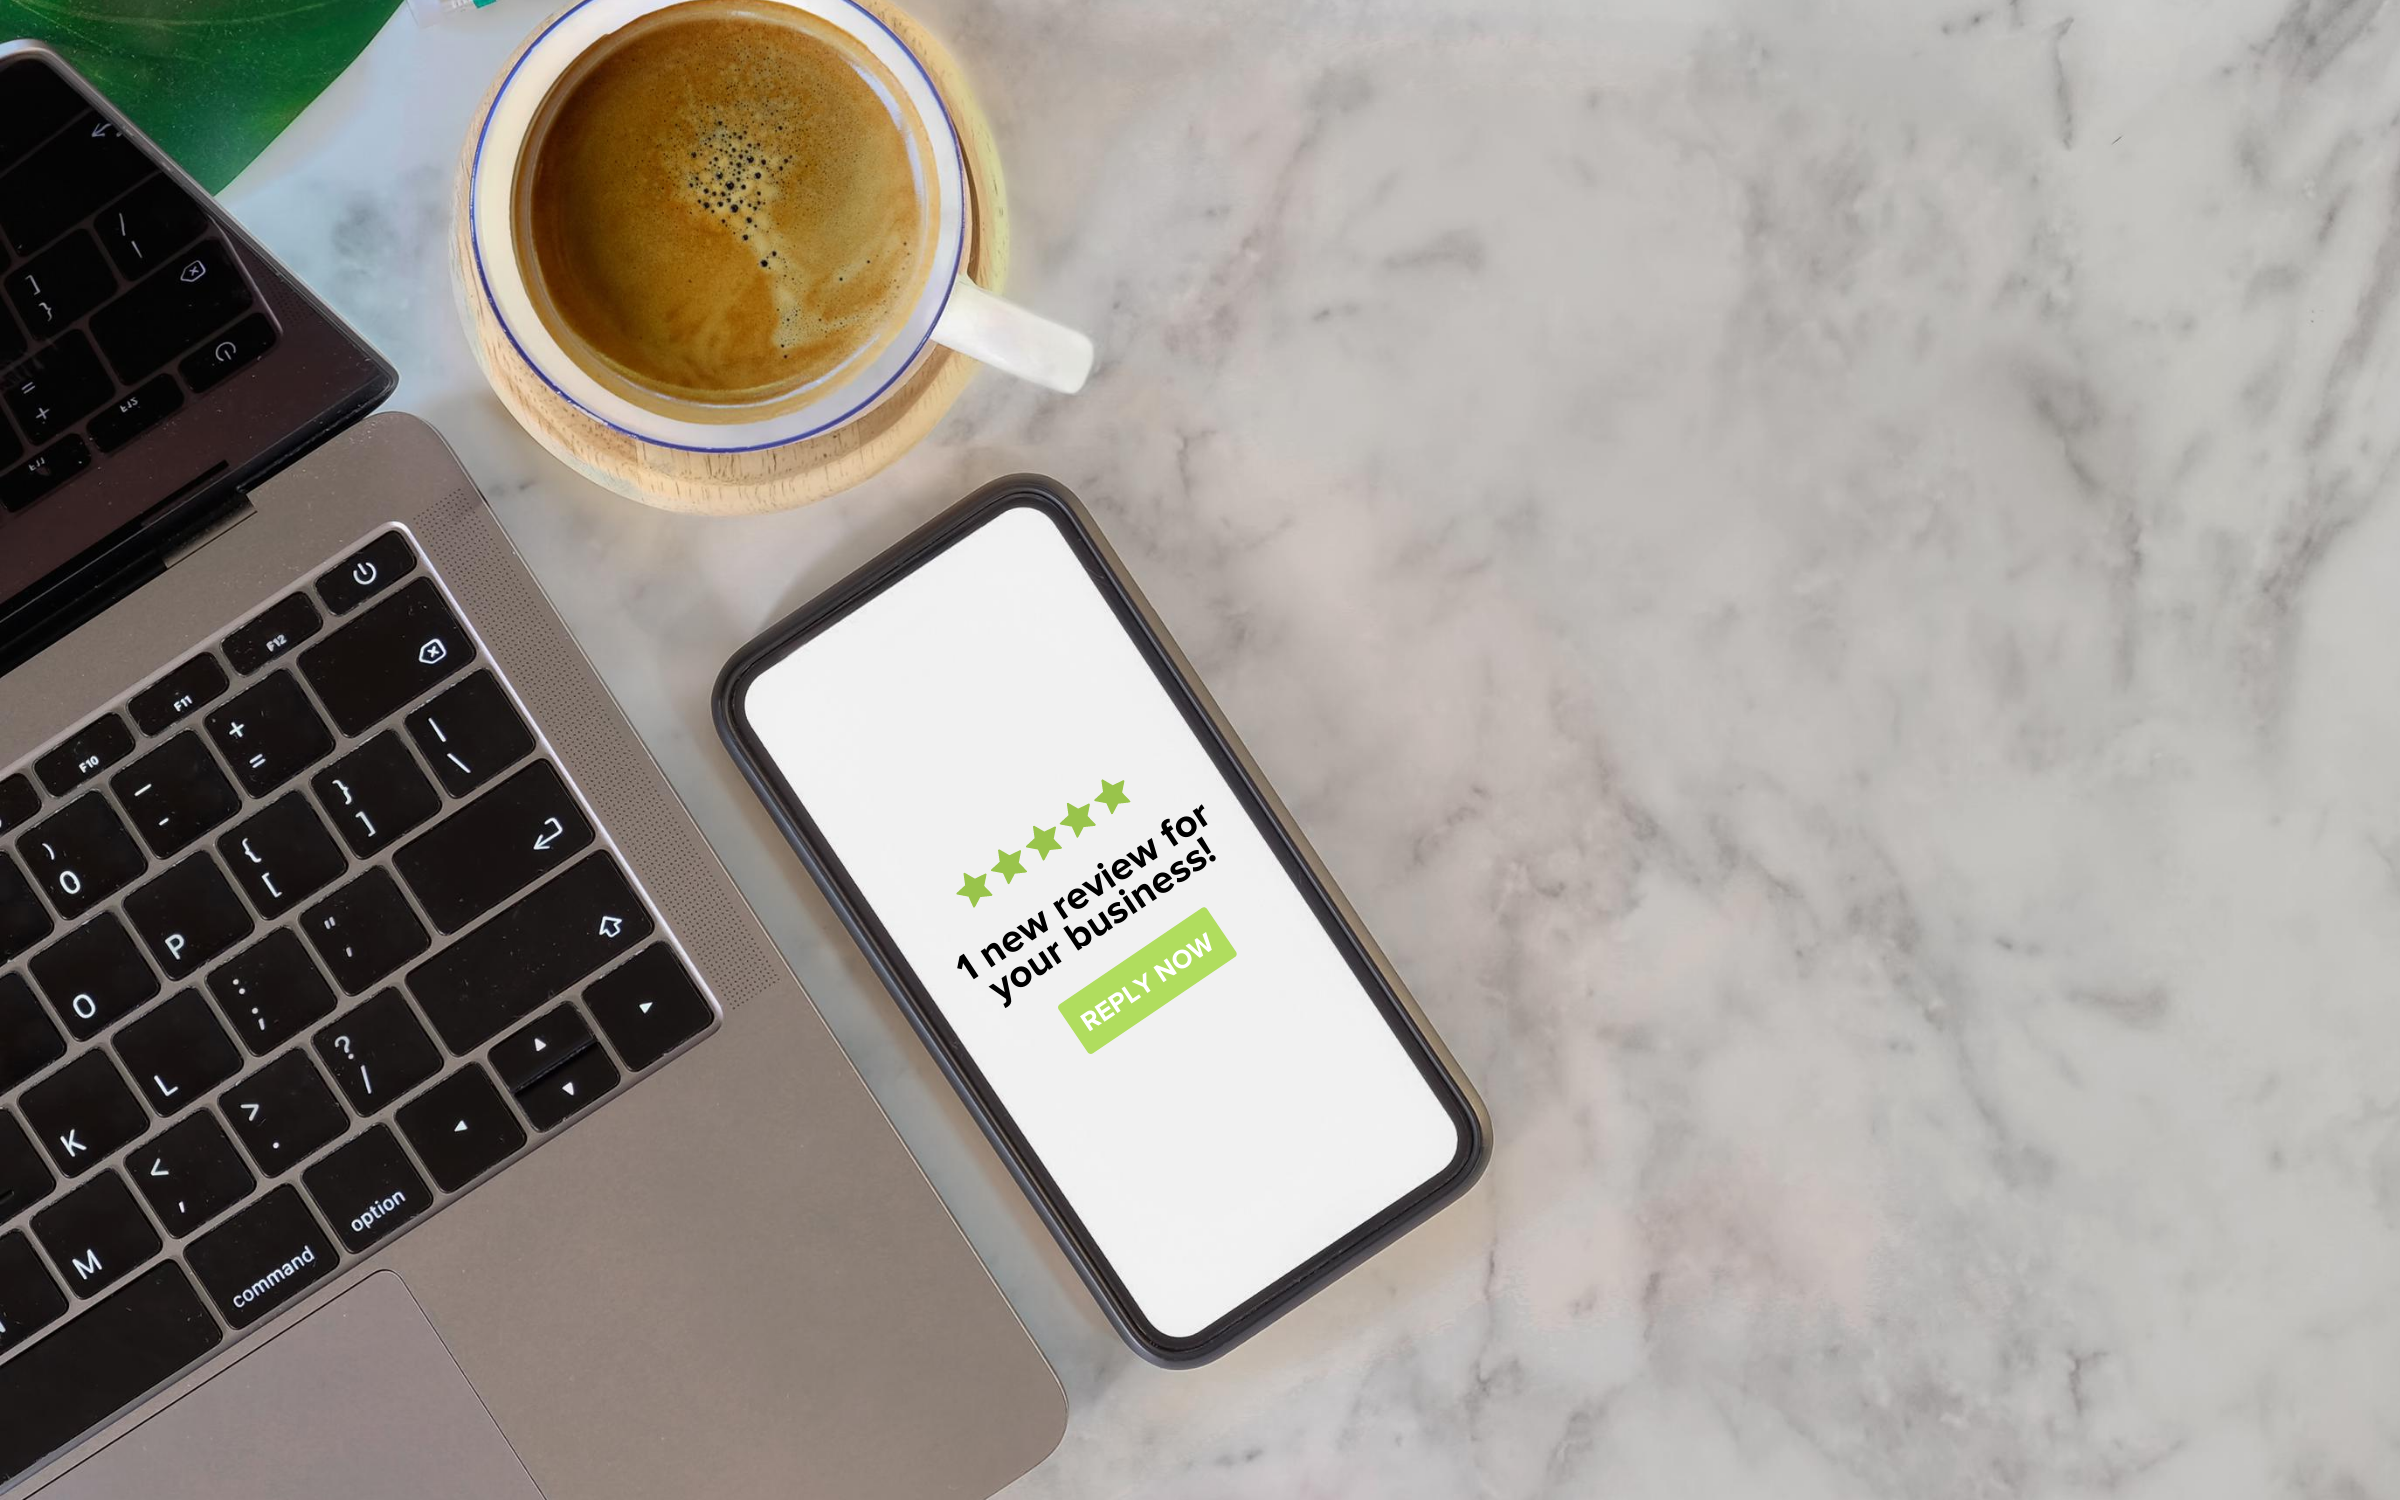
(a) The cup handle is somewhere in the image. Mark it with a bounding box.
[929,275,1094,394]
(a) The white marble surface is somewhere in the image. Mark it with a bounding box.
[220,0,2400,1493]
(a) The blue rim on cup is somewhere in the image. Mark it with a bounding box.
[468,0,1091,455]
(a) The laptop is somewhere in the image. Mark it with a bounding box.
[0,43,1063,1500]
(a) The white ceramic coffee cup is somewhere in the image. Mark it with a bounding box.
[467,0,1092,452]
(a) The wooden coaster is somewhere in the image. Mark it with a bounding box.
[450,0,1009,515]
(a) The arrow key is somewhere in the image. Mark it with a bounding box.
[584,945,715,1072]
[489,1001,593,1094]
[127,1112,253,1238]
[516,1044,617,1133]
[396,1065,523,1192]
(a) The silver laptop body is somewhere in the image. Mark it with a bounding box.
[0,42,1061,1500]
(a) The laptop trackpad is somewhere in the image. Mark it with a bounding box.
[37,1273,543,1500]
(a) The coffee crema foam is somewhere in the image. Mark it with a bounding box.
[520,0,929,407]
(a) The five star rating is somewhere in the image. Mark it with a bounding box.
[959,779,1132,906]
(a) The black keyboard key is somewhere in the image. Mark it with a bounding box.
[0,60,83,165]
[33,712,132,795]
[516,1043,617,1133]
[300,868,428,995]
[112,990,239,1116]
[88,372,182,453]
[32,1170,156,1297]
[404,671,532,797]
[0,115,152,259]
[218,793,345,918]
[185,1184,336,1329]
[316,531,417,615]
[179,310,275,394]
[204,671,331,797]
[220,1052,345,1178]
[3,329,111,443]
[111,731,239,857]
[127,654,227,736]
[0,853,52,962]
[20,793,145,918]
[0,973,63,1091]
[7,229,114,336]
[122,852,253,980]
[0,1114,54,1224]
[314,991,440,1115]
[222,593,321,676]
[127,1112,252,1238]
[490,1002,593,1094]
[0,772,38,835]
[396,762,592,934]
[0,1262,222,1486]
[585,946,714,1071]
[0,1230,65,1355]
[396,1065,523,1192]
[97,174,208,280]
[408,853,653,1053]
[90,237,254,384]
[20,1053,145,1177]
[296,578,474,738]
[311,732,438,858]
[303,1126,428,1254]
[0,306,19,375]
[27,912,159,1040]
[207,929,337,1055]
[0,435,89,513]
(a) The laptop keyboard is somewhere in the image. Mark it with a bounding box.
[0,57,280,515]
[0,527,719,1486]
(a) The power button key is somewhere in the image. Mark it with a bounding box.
[315,531,419,616]
[179,310,277,394]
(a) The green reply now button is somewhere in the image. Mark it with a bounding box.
[1060,907,1236,1053]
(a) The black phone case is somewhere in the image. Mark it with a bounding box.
[714,475,1492,1366]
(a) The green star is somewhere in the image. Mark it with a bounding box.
[1062,802,1095,835]
[1027,825,1062,859]
[957,871,991,906]
[1097,778,1130,812]
[991,848,1028,883]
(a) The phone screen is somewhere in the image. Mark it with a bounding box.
[736,504,1469,1341]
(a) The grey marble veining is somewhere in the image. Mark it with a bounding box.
[222,0,2400,1493]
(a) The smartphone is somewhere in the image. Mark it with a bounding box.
[715,477,1490,1365]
